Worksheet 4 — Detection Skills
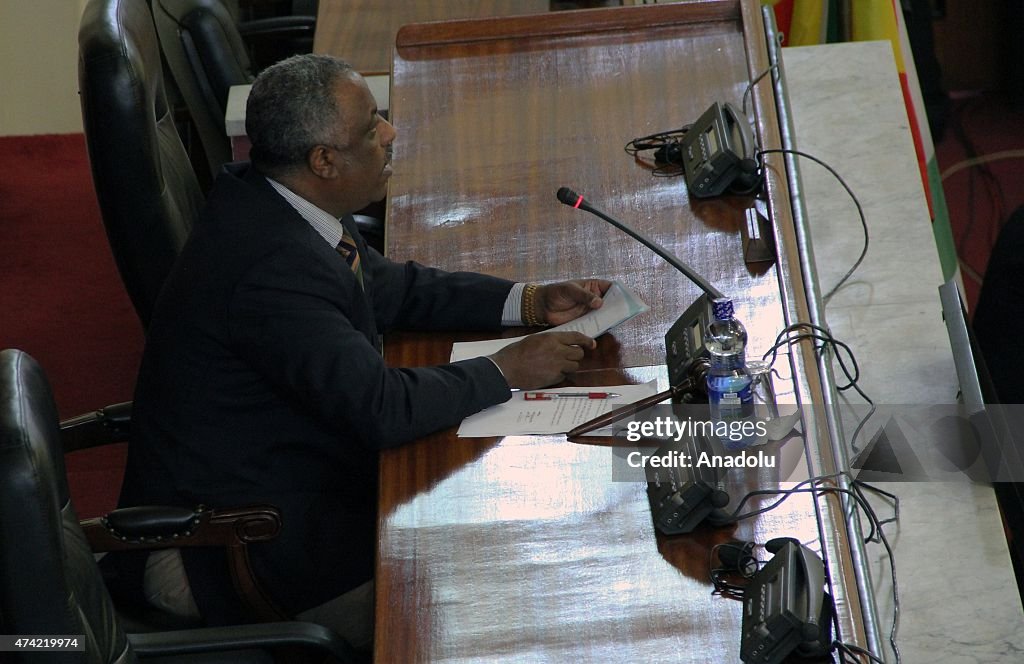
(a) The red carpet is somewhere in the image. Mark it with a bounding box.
[0,133,143,518]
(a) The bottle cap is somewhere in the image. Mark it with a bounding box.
[711,298,734,320]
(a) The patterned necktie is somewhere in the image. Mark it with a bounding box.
[336,228,364,289]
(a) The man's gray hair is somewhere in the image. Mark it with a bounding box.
[246,54,356,176]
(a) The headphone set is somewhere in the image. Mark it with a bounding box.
[624,125,692,176]
[710,538,760,596]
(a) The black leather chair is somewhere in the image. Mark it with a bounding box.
[0,348,358,663]
[79,0,205,329]
[152,0,256,177]
[150,0,384,248]
[151,0,319,177]
[75,3,368,641]
[82,0,380,327]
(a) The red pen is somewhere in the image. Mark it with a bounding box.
[522,392,621,400]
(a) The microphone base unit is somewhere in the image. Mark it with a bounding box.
[647,475,725,535]
[665,294,712,402]
[740,540,834,664]
[644,430,728,535]
[679,101,762,198]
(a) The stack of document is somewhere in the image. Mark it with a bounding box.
[453,282,655,437]
[457,381,659,437]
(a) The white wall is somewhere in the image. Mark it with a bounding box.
[0,0,91,136]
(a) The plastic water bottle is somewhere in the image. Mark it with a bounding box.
[705,298,755,450]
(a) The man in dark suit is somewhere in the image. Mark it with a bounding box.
[118,54,609,649]
[974,206,1024,405]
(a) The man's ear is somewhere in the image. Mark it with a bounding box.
[307,144,338,179]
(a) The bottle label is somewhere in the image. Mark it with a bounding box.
[708,380,756,450]
[709,383,753,408]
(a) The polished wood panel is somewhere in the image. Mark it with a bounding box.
[376,1,866,661]
[314,0,549,73]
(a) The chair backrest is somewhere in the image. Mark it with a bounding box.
[0,349,134,663]
[79,0,205,328]
[152,0,255,175]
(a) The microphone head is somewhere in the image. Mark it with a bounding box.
[556,187,582,207]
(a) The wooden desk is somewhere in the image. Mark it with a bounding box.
[314,0,549,73]
[376,1,873,662]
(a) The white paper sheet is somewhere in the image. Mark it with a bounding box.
[449,282,648,362]
[457,381,659,437]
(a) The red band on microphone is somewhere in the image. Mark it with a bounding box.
[573,195,583,209]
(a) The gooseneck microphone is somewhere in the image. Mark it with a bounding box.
[556,187,725,300]
[559,186,733,536]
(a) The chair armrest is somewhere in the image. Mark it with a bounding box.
[83,504,281,549]
[84,505,288,621]
[59,401,132,452]
[128,621,359,662]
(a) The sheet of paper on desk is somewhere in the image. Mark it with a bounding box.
[457,381,659,437]
[449,281,648,362]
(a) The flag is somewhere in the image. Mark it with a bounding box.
[850,0,957,280]
[762,0,958,280]
[763,0,843,46]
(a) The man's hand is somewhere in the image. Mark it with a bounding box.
[490,331,596,390]
[534,279,612,326]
